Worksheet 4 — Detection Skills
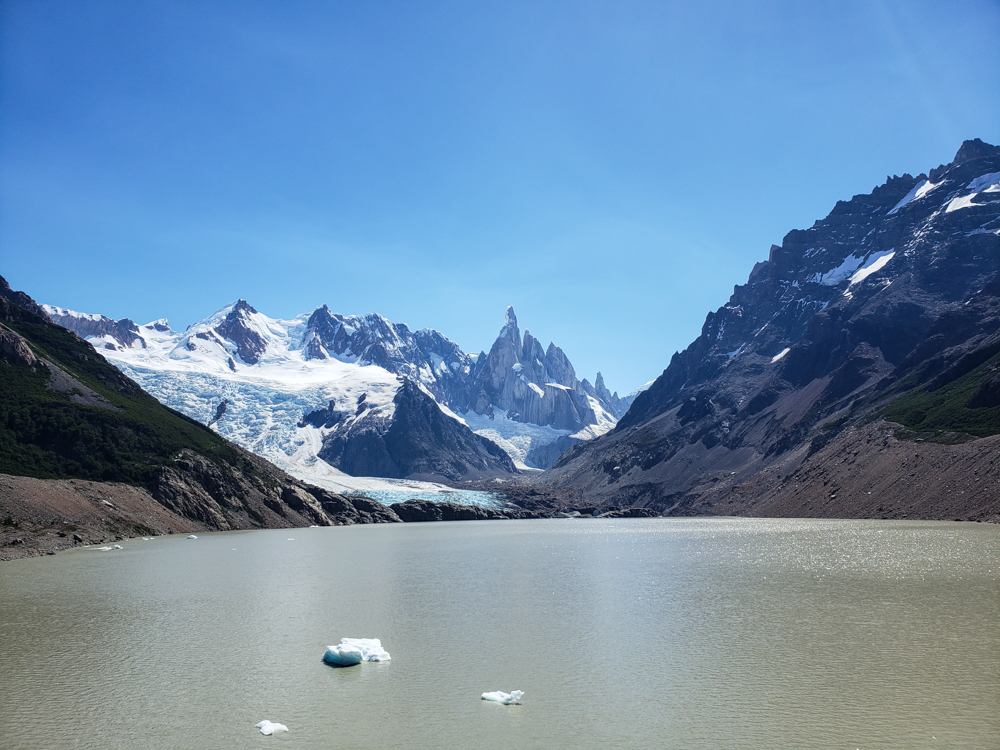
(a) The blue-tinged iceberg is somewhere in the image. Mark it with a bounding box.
[323,638,390,666]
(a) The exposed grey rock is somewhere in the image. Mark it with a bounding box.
[43,307,146,351]
[318,378,517,481]
[0,326,39,367]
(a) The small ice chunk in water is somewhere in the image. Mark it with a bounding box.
[255,720,288,735]
[113,545,123,549]
[323,644,363,666]
[186,535,197,539]
[481,690,524,704]
[323,638,390,666]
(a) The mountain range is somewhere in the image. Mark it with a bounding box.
[43,300,638,492]
[540,139,1000,522]
[6,138,999,538]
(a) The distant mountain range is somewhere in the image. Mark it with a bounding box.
[0,277,411,558]
[43,300,640,488]
[541,139,1000,522]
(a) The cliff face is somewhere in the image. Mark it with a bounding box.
[541,140,1000,521]
[470,307,602,431]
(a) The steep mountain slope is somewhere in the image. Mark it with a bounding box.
[45,300,630,484]
[0,280,405,558]
[542,139,1000,521]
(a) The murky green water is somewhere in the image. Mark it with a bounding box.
[1,518,997,749]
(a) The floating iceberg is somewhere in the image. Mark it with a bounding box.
[481,690,524,704]
[255,720,288,735]
[186,535,197,539]
[323,643,362,666]
[323,638,390,666]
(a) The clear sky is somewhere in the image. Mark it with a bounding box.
[2,1,998,395]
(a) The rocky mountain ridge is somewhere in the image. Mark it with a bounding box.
[541,139,1000,522]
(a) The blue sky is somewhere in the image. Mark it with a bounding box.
[2,0,998,394]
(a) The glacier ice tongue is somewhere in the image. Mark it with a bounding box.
[481,690,524,704]
[255,720,288,735]
[323,637,390,666]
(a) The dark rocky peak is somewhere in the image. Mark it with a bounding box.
[214,300,267,365]
[316,376,517,481]
[498,306,521,349]
[413,328,467,370]
[544,342,576,386]
[952,138,1000,167]
[521,331,546,368]
[0,275,48,318]
[304,305,355,360]
[594,372,616,403]
[43,305,148,351]
[930,138,1000,182]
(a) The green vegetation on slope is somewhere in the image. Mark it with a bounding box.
[882,347,1000,438]
[0,299,257,484]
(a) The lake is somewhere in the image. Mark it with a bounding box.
[1,518,997,749]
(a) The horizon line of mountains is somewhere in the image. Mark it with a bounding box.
[3,137,1000,534]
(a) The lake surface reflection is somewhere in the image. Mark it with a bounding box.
[1,518,997,749]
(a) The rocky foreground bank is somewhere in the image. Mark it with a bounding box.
[1,475,661,561]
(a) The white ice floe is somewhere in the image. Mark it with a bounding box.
[186,535,198,539]
[482,690,524,704]
[323,638,391,667]
[113,544,123,550]
[255,720,288,736]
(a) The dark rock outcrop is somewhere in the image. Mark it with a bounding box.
[318,378,517,481]
[389,499,544,521]
[213,300,267,365]
[0,326,39,367]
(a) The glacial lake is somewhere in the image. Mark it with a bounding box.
[1,518,997,749]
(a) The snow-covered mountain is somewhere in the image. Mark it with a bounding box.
[44,300,635,491]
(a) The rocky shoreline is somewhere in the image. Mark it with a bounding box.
[0,473,659,561]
